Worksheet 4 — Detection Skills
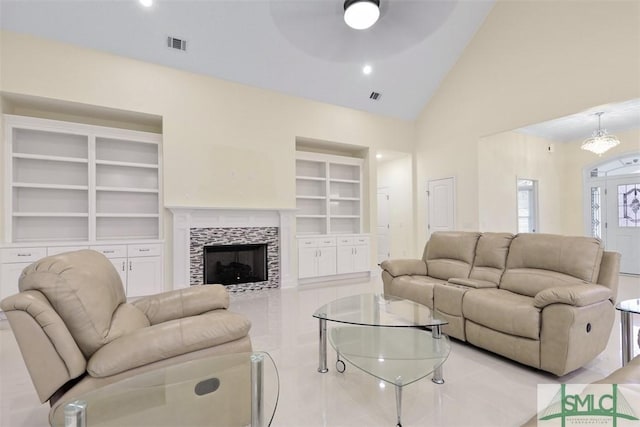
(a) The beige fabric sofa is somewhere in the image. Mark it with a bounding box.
[0,250,252,422]
[381,231,621,376]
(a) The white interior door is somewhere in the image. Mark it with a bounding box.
[377,188,391,263]
[606,177,640,275]
[427,177,456,236]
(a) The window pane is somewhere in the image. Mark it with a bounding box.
[618,184,640,228]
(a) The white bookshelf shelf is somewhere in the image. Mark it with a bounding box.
[96,186,159,193]
[13,183,89,191]
[13,153,89,164]
[96,213,160,218]
[13,213,89,217]
[96,160,159,169]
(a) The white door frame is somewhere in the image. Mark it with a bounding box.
[377,187,391,263]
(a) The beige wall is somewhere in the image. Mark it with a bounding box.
[377,154,414,258]
[0,30,415,284]
[414,0,640,253]
[478,131,566,234]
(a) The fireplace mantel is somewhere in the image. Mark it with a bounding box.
[167,206,296,290]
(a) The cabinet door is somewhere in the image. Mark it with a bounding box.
[336,246,354,274]
[298,247,318,279]
[352,244,370,273]
[317,246,337,277]
[127,256,163,297]
[0,262,31,301]
[107,258,128,292]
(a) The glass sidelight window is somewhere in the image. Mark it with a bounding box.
[517,179,538,233]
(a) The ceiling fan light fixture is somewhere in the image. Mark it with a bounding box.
[580,112,621,156]
[344,0,380,30]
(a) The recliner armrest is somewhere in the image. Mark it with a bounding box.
[533,284,612,309]
[133,285,230,325]
[447,278,497,288]
[380,259,427,277]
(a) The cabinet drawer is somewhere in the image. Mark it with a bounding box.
[317,237,336,247]
[90,245,127,258]
[337,237,354,246]
[128,244,162,257]
[298,238,319,248]
[1,247,47,263]
[47,246,89,256]
[354,236,370,246]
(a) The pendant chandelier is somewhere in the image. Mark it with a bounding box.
[581,112,621,156]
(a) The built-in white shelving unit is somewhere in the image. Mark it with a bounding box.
[295,151,369,282]
[1,115,164,303]
[4,115,162,243]
[295,151,362,235]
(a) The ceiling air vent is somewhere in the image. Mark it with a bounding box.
[167,36,187,51]
[369,91,381,101]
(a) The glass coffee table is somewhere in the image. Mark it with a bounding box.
[313,294,450,426]
[52,352,278,427]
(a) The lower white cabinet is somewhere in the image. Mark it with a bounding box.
[298,237,337,279]
[298,235,370,280]
[0,242,163,304]
[90,243,163,297]
[336,236,370,274]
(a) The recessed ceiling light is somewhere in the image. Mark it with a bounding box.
[139,0,153,8]
[376,154,382,159]
[363,64,373,75]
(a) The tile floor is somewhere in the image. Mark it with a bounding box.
[1,273,638,427]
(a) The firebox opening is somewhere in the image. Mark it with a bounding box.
[203,243,268,285]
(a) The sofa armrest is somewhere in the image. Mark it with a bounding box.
[380,259,427,277]
[533,284,612,309]
[133,285,230,325]
[447,278,497,288]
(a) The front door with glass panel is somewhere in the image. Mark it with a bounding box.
[606,177,640,274]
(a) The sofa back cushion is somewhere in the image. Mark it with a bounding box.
[500,234,604,297]
[18,250,133,357]
[469,233,514,284]
[422,231,481,280]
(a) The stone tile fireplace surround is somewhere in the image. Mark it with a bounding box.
[169,207,295,292]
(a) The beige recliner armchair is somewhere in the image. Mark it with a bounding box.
[0,249,252,422]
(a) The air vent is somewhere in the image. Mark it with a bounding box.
[167,36,187,51]
[369,91,381,101]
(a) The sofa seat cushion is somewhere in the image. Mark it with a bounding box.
[391,276,444,308]
[87,309,251,377]
[462,289,540,339]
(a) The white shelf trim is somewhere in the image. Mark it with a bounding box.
[295,175,326,181]
[331,215,360,218]
[12,212,89,217]
[329,178,359,184]
[296,196,326,200]
[96,213,160,218]
[96,186,159,193]
[13,182,89,191]
[96,160,159,169]
[13,153,88,164]
[329,197,360,201]
[296,215,327,218]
